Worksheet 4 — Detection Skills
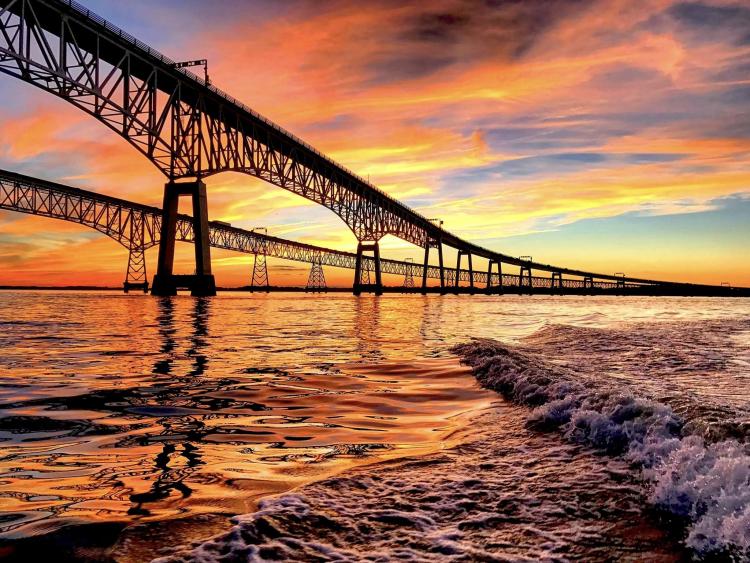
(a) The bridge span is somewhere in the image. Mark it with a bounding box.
[0,0,744,297]
[2,169,746,297]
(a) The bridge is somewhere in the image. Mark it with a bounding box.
[0,168,482,292]
[3,169,746,296]
[0,0,744,297]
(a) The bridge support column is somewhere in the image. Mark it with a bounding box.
[583,276,593,293]
[454,252,462,294]
[307,255,326,292]
[403,258,415,289]
[353,241,382,296]
[151,180,216,297]
[421,238,444,294]
[454,251,474,294]
[467,253,474,293]
[551,272,563,292]
[250,250,270,292]
[520,266,532,294]
[487,260,502,294]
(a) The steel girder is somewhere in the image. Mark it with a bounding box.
[0,0,438,244]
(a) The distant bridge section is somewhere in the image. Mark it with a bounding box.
[3,169,746,296]
[0,169,490,291]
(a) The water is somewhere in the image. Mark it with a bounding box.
[0,291,748,561]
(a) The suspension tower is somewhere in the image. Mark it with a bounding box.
[404,258,415,289]
[250,228,270,291]
[306,255,326,292]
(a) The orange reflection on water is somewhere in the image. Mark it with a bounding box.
[3,291,745,545]
[0,291,497,537]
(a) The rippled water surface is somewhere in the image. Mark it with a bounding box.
[0,291,748,561]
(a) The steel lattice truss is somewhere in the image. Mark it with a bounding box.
[0,0,439,244]
[0,0,702,291]
[306,256,326,290]
[250,252,269,289]
[0,169,657,290]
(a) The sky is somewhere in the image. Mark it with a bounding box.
[0,0,748,287]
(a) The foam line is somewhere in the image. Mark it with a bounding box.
[453,339,750,558]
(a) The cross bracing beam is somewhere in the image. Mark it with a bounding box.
[0,0,711,291]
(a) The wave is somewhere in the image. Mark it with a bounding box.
[452,339,750,559]
[150,334,749,562]
[151,409,685,563]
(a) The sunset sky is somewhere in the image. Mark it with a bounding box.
[0,0,748,287]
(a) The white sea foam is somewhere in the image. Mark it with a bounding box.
[152,334,749,562]
[453,339,750,559]
[152,403,678,562]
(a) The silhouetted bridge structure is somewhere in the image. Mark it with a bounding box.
[0,0,745,297]
[3,170,745,296]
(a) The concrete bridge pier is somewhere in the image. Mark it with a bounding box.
[583,276,594,293]
[551,271,563,292]
[487,259,502,294]
[353,241,382,296]
[454,250,474,294]
[520,265,533,294]
[421,238,445,295]
[151,180,216,297]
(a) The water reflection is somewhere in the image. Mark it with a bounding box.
[130,297,215,515]
[353,296,382,361]
[154,297,176,374]
[420,293,443,346]
[129,442,203,516]
[2,292,744,539]
[0,292,503,535]
[187,297,210,377]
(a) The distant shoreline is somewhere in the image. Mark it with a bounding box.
[0,285,121,291]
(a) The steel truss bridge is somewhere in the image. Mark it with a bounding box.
[0,0,744,296]
[3,169,744,296]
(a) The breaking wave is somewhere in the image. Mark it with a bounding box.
[453,339,750,559]
[150,329,750,562]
